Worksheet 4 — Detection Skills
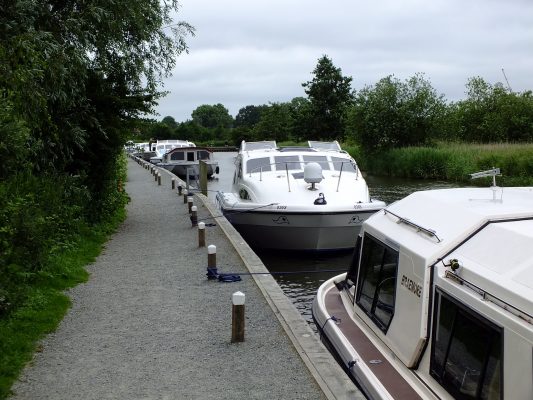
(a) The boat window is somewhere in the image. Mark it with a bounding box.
[302,155,330,170]
[430,290,502,400]
[187,152,195,162]
[170,152,185,161]
[246,157,271,173]
[331,157,357,173]
[356,234,398,333]
[274,155,301,171]
[197,150,210,160]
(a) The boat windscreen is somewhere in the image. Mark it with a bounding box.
[331,157,356,172]
[308,141,341,151]
[246,157,272,173]
[302,155,330,170]
[274,155,301,171]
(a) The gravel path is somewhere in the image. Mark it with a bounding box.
[10,158,327,400]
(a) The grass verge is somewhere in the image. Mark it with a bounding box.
[0,206,126,399]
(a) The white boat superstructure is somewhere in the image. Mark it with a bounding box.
[149,139,196,164]
[313,183,533,399]
[157,146,219,178]
[216,140,386,251]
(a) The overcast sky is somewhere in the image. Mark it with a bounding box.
[153,0,533,122]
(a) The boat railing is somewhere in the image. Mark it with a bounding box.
[384,209,442,242]
[247,160,359,192]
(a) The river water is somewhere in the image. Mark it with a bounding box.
[205,152,460,327]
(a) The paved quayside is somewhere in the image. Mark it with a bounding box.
[11,156,362,400]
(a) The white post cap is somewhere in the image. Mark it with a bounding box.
[187,197,193,203]
[208,244,216,254]
[191,206,197,212]
[232,291,245,305]
[198,222,205,229]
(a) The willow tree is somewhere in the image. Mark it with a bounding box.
[1,0,194,213]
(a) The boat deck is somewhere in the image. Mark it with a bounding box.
[325,288,423,400]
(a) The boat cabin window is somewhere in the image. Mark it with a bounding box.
[356,234,398,333]
[274,155,301,171]
[302,155,330,170]
[187,152,195,162]
[246,157,271,173]
[331,157,357,173]
[430,290,502,400]
[170,152,185,161]
[197,150,209,160]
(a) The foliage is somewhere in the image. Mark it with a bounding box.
[450,77,533,143]
[191,104,234,129]
[253,102,293,142]
[302,55,354,140]
[353,142,533,186]
[347,73,445,153]
[234,105,268,128]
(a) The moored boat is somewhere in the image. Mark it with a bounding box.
[216,140,386,251]
[312,174,533,399]
[149,139,196,164]
[157,146,219,178]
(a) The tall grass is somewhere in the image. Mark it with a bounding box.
[349,142,533,186]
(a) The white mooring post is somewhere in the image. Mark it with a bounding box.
[198,222,205,247]
[190,205,198,227]
[187,196,194,213]
[231,291,245,343]
[207,244,217,279]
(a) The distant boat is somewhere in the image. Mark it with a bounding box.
[157,146,219,178]
[313,176,533,399]
[216,140,386,251]
[149,139,196,164]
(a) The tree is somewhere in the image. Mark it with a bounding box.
[234,105,268,128]
[1,0,194,200]
[348,74,445,153]
[253,103,293,142]
[302,55,354,140]
[452,77,533,143]
[191,104,233,129]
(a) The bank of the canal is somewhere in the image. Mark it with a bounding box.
[10,156,361,399]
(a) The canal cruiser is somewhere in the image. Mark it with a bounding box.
[149,139,196,164]
[312,174,533,399]
[157,146,219,178]
[216,140,385,251]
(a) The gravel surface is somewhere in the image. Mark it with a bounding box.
[10,158,326,400]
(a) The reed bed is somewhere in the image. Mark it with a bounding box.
[350,142,533,186]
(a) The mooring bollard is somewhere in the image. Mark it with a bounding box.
[177,185,183,196]
[157,173,161,185]
[187,196,194,213]
[154,171,158,182]
[207,244,217,279]
[198,222,205,247]
[171,178,176,190]
[190,205,198,227]
[183,189,188,203]
[231,291,245,343]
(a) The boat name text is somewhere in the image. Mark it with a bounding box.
[401,275,421,298]
[276,205,287,209]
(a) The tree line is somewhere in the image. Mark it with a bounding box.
[138,56,533,153]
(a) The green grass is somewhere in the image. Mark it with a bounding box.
[0,198,126,400]
[348,142,533,186]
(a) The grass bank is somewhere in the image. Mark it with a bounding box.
[345,142,533,186]
[0,157,128,399]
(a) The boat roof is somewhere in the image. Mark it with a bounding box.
[365,186,533,318]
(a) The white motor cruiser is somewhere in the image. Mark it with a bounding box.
[313,170,533,399]
[216,140,386,251]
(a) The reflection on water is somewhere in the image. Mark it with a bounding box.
[206,152,462,328]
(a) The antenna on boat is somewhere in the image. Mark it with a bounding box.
[469,167,502,202]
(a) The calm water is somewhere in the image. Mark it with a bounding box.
[205,152,460,327]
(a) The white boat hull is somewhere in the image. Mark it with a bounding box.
[218,204,380,251]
